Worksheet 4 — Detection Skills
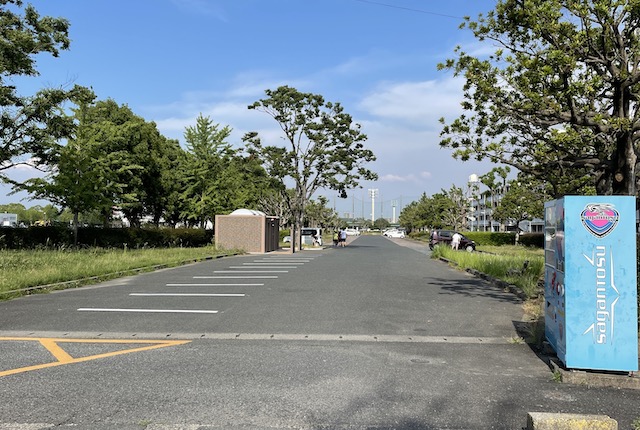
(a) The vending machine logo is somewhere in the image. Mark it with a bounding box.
[582,246,620,344]
[580,203,619,238]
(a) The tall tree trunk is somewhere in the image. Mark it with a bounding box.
[611,133,637,195]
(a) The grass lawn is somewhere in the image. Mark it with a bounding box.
[431,244,545,299]
[0,246,237,300]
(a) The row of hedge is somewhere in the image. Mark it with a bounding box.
[0,226,214,249]
[463,232,544,248]
[406,231,544,248]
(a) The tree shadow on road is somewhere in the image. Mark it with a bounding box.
[431,276,523,305]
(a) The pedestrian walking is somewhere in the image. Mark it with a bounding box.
[339,228,347,247]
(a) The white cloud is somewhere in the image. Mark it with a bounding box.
[380,172,432,183]
[358,77,465,128]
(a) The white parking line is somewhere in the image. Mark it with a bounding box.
[77,308,219,314]
[244,262,305,265]
[166,283,264,287]
[129,293,245,297]
[254,259,312,262]
[220,269,289,272]
[167,282,263,286]
[187,276,277,279]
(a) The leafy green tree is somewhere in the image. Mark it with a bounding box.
[120,123,181,227]
[216,152,279,215]
[303,196,339,228]
[22,205,46,225]
[79,100,178,228]
[432,187,468,231]
[493,177,546,242]
[23,99,147,241]
[1,1,93,183]
[439,0,640,197]
[399,194,432,232]
[181,114,233,227]
[243,86,377,251]
[0,203,27,221]
[374,217,390,230]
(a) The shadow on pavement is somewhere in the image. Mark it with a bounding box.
[432,276,523,304]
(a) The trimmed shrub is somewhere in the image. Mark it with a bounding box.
[0,226,213,249]
[279,229,290,242]
[409,231,430,241]
[464,232,516,246]
[519,233,544,248]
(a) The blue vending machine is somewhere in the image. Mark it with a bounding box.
[544,196,638,371]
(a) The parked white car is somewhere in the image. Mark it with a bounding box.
[344,228,361,236]
[383,229,406,238]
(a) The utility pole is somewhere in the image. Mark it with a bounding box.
[368,188,378,224]
[352,195,355,222]
[392,200,397,223]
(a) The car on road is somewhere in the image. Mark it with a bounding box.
[344,228,361,236]
[283,228,322,246]
[383,229,406,238]
[429,229,476,252]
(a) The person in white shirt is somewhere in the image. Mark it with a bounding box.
[451,232,462,250]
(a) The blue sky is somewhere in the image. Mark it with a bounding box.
[4,0,502,220]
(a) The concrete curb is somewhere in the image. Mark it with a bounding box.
[527,412,618,430]
[549,358,640,390]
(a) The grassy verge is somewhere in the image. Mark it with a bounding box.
[431,245,544,299]
[0,246,238,300]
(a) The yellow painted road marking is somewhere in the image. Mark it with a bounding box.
[39,338,74,363]
[0,337,190,378]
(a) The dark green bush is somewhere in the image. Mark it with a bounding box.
[519,233,544,248]
[279,229,290,242]
[0,226,72,248]
[409,231,430,241]
[0,226,213,249]
[464,232,517,246]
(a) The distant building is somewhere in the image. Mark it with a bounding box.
[466,186,543,233]
[1,213,18,227]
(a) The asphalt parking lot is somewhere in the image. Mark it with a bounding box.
[0,235,638,429]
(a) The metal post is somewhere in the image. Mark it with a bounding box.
[368,188,378,224]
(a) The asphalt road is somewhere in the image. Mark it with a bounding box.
[0,235,638,429]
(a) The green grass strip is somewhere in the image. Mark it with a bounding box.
[431,245,544,298]
[0,246,239,299]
